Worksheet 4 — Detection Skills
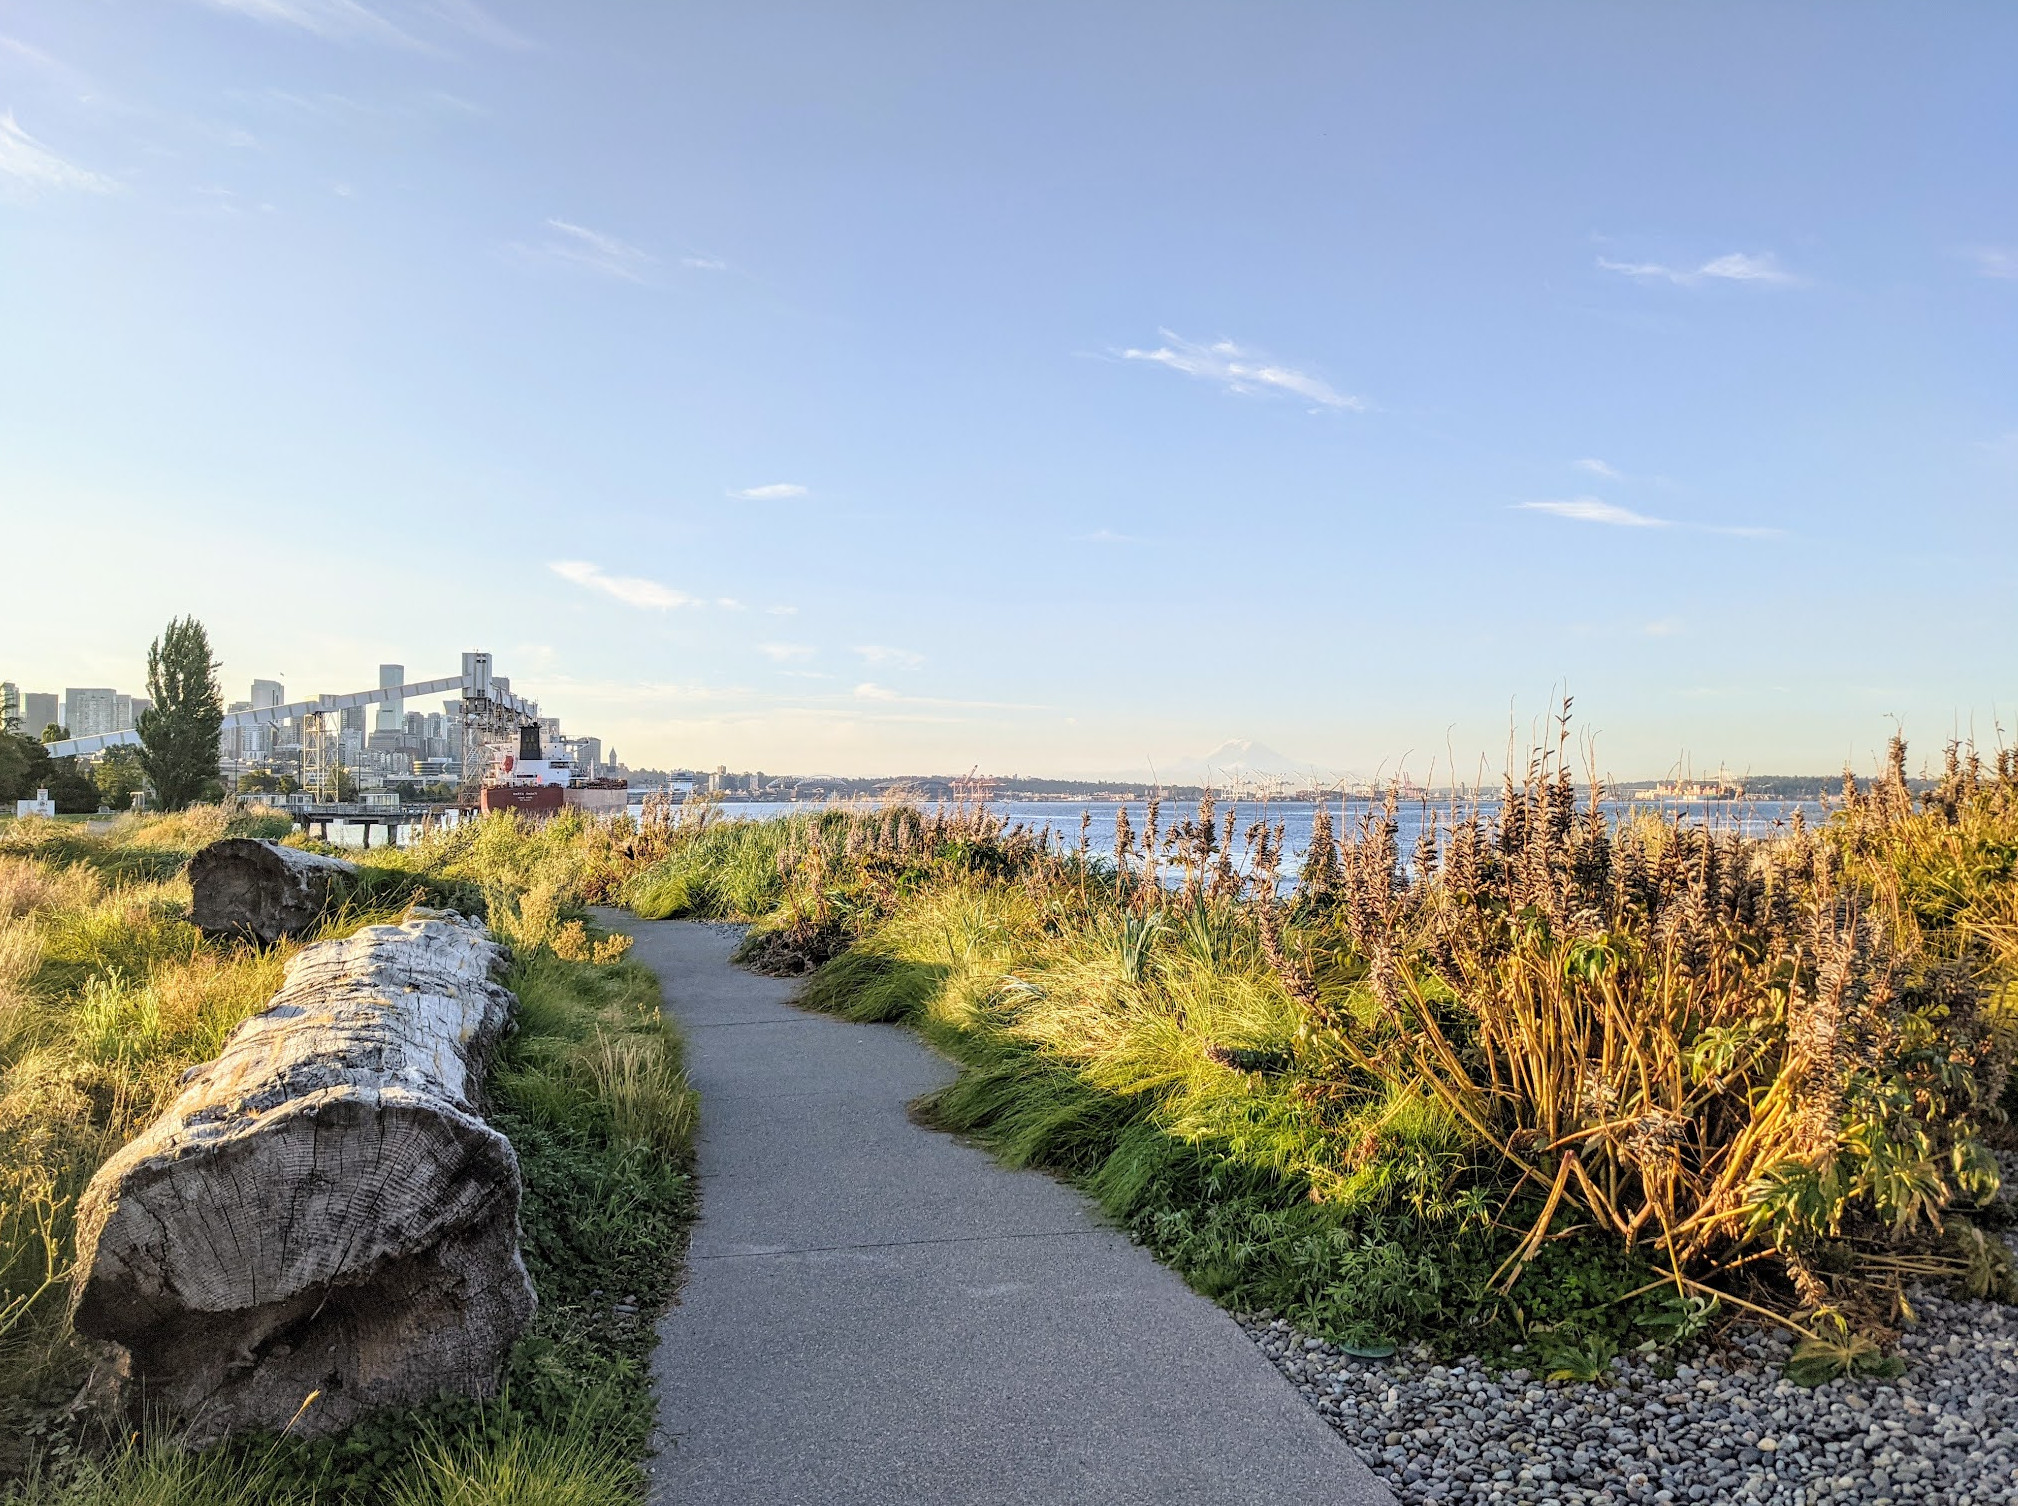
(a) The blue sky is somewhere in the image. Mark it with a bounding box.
[2,3,2014,781]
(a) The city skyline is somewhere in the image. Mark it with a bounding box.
[2,6,2013,780]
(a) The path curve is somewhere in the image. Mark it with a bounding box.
[617,917,1392,1506]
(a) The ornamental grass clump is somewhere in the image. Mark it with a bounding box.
[1267,721,2017,1341]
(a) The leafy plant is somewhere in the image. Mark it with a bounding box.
[1532,1327,1619,1383]
[1637,1291,1721,1345]
[1784,1312,1908,1387]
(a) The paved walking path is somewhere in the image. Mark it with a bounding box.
[615,918,1392,1506]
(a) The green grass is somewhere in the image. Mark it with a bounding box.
[770,875,1593,1349]
[618,774,2018,1363]
[0,809,696,1503]
[626,815,790,920]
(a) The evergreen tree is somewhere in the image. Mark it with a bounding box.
[137,616,224,810]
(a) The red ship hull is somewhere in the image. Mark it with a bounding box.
[479,783,567,816]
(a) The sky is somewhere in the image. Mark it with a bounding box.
[1,2,2014,783]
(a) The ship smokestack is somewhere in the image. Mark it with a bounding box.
[519,723,542,761]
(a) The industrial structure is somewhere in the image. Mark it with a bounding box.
[37,652,610,809]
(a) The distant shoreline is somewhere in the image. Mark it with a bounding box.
[669,776,1863,805]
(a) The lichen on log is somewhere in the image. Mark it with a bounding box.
[69,911,536,1443]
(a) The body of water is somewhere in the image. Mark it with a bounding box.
[305,793,1829,863]
[687,795,1830,874]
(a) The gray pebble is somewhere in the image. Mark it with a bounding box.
[1234,1221,2018,1506]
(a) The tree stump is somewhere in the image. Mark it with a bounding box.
[188,838,360,946]
[70,912,536,1442]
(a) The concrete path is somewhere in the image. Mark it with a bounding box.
[616,918,1392,1506]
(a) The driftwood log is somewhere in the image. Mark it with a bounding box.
[70,912,535,1442]
[188,838,359,946]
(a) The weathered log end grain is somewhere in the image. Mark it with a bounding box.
[70,912,536,1443]
[188,838,361,946]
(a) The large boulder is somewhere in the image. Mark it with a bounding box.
[69,912,535,1442]
[187,838,360,946]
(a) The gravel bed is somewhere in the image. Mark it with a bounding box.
[1238,1286,2018,1505]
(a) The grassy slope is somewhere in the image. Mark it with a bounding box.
[619,778,2018,1374]
[789,878,1636,1353]
[0,810,695,1505]
[621,810,1653,1352]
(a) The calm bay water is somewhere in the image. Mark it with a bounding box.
[693,795,1829,874]
[313,793,1828,863]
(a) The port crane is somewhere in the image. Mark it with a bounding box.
[41,652,542,800]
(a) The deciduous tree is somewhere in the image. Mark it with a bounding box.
[137,616,224,811]
[95,745,147,810]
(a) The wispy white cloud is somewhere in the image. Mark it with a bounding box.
[1643,617,1685,638]
[548,559,694,610]
[0,113,116,196]
[509,222,719,283]
[0,33,64,70]
[1076,527,1140,544]
[715,597,745,611]
[856,645,924,669]
[759,643,815,662]
[1516,498,1783,538]
[1703,523,1786,539]
[1517,497,1669,528]
[193,0,527,48]
[418,0,531,48]
[233,85,483,125]
[1598,251,1797,287]
[1573,457,1625,481]
[849,682,1046,713]
[765,604,798,616]
[729,482,809,501]
[1118,331,1364,411]
[196,0,423,47]
[1965,246,2018,280]
[519,219,653,282]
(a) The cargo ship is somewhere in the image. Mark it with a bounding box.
[477,725,628,815]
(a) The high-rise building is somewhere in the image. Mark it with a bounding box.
[0,683,17,732]
[222,701,254,762]
[340,705,366,734]
[376,664,405,734]
[63,689,118,739]
[441,699,464,773]
[22,693,58,738]
[575,736,602,777]
[238,680,284,759]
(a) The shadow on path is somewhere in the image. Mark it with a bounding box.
[614,917,1392,1506]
